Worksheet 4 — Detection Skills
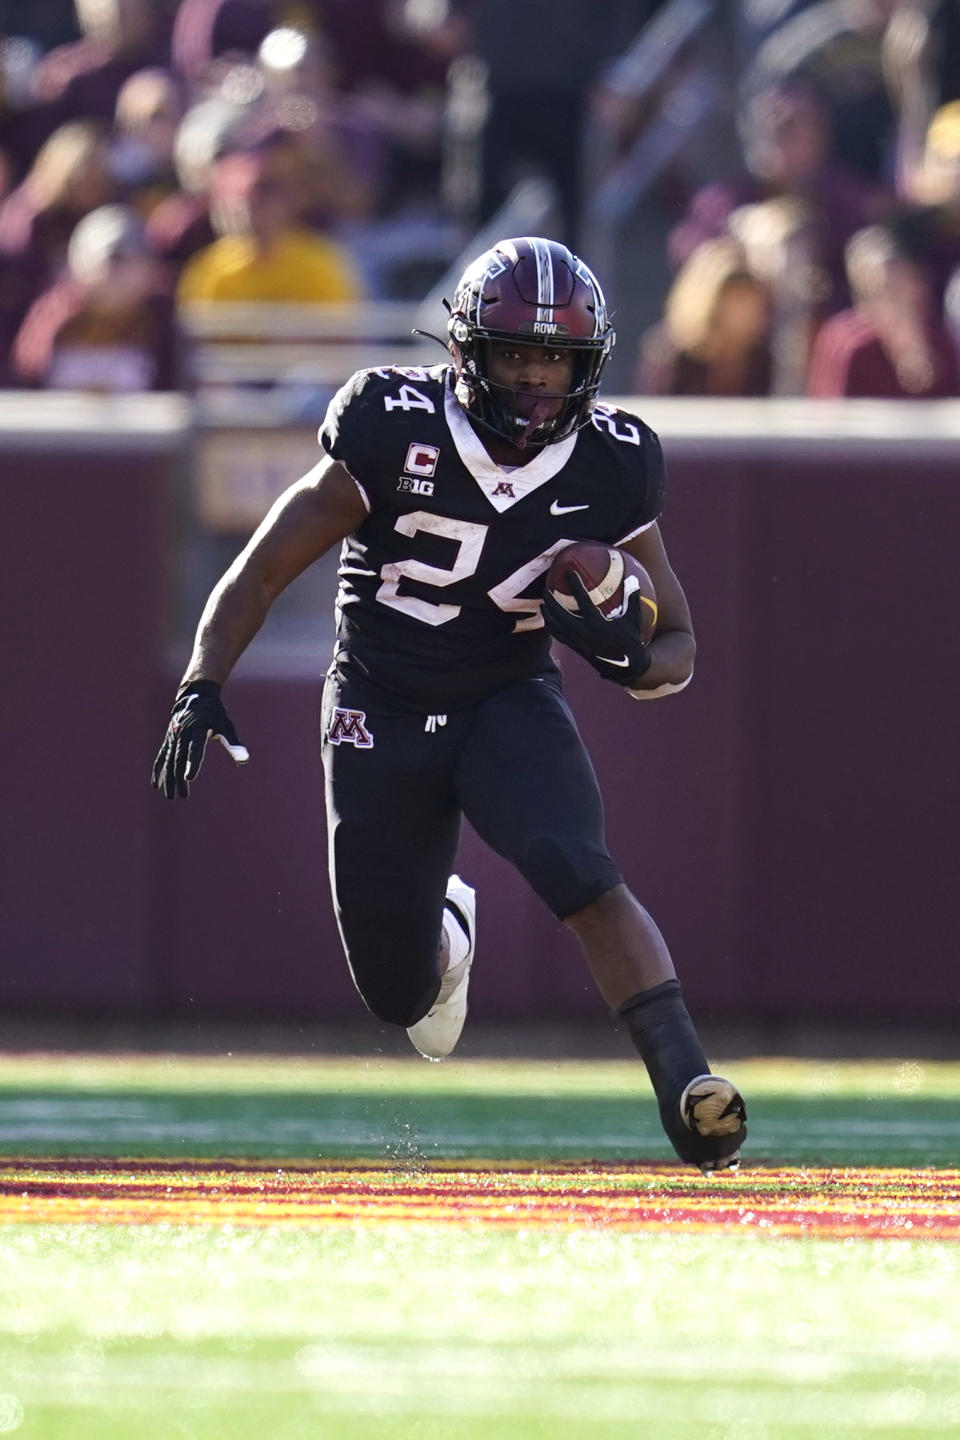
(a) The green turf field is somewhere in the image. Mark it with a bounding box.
[0,1054,958,1439]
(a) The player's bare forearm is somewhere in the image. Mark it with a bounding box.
[182,456,366,687]
[626,627,696,698]
[619,524,695,697]
[181,566,275,686]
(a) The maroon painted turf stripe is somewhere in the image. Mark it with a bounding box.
[1,1161,957,1239]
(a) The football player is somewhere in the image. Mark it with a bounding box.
[153,236,747,1173]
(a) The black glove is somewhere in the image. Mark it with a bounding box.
[542,570,652,687]
[151,680,249,799]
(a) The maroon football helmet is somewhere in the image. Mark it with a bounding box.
[446,236,615,448]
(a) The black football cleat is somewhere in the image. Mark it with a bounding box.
[674,1074,747,1175]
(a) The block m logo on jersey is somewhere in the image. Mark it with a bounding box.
[326,707,374,748]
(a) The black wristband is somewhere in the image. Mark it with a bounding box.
[175,679,221,702]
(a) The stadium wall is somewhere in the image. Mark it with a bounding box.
[2,396,958,1028]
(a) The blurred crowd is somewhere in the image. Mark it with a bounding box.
[0,0,467,393]
[632,0,960,399]
[2,0,960,399]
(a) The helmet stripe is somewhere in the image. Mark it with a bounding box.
[528,236,554,323]
[591,271,607,338]
[574,256,605,338]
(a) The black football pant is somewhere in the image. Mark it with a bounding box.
[320,667,622,1027]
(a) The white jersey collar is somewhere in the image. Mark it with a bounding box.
[444,377,577,513]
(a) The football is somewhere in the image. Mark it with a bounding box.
[546,541,658,641]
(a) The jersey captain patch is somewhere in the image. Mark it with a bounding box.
[404,442,439,476]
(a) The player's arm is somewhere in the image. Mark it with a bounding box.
[619,522,696,698]
[152,456,367,797]
[182,456,366,685]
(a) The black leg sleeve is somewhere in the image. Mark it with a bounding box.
[618,980,744,1166]
[618,980,709,1110]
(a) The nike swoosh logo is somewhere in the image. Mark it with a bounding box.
[549,501,589,516]
[605,655,632,667]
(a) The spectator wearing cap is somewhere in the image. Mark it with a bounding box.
[11,202,183,390]
[176,144,362,304]
[806,223,960,397]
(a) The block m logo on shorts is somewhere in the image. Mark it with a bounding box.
[327,707,374,747]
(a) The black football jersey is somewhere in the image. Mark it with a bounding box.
[318,364,665,709]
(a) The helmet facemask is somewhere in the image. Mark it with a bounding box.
[453,335,611,449]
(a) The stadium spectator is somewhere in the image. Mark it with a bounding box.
[637,236,774,396]
[302,0,459,179]
[0,118,115,363]
[887,99,960,302]
[0,0,955,394]
[743,0,908,185]
[176,142,362,304]
[110,67,184,218]
[726,194,830,394]
[219,26,429,293]
[11,201,183,390]
[669,79,882,318]
[0,116,113,263]
[806,223,960,396]
[283,2,465,292]
[880,0,942,197]
[147,27,384,281]
[209,28,384,234]
[29,0,172,134]
[143,95,244,270]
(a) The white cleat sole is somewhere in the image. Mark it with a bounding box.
[697,1150,741,1176]
[407,876,476,1061]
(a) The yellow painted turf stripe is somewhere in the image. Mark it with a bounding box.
[1,1162,958,1239]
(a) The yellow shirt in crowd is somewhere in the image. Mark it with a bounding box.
[177,228,363,304]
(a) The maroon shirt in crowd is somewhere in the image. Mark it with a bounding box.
[807,309,960,397]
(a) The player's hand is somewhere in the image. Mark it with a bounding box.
[151,680,249,799]
[542,570,652,686]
